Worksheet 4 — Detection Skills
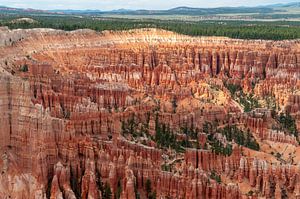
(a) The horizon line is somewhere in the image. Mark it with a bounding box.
[0,1,298,12]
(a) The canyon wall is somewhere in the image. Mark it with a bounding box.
[0,27,300,198]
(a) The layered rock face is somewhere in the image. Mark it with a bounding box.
[0,27,300,199]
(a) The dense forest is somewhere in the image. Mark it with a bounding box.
[0,15,300,40]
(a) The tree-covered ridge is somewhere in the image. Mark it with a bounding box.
[1,15,300,40]
[277,112,299,140]
[154,120,184,152]
[203,122,260,155]
[225,83,260,112]
[121,114,150,138]
[218,125,260,151]
[121,114,194,152]
[121,112,259,156]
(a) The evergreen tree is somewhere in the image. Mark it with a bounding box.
[103,183,112,199]
[145,179,152,198]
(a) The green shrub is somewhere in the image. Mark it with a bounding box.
[19,64,28,72]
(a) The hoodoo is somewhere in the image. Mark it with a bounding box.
[0,28,300,198]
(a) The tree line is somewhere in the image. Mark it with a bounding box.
[1,15,300,40]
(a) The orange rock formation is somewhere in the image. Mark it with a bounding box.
[0,27,300,198]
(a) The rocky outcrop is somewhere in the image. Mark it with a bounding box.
[185,148,300,198]
[0,28,300,198]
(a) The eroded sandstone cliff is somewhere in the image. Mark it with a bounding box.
[0,27,300,199]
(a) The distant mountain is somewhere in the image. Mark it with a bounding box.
[0,2,299,16]
[168,6,202,11]
[0,5,53,14]
[106,6,275,16]
[100,2,300,15]
[49,9,103,14]
[280,2,300,7]
[110,9,133,13]
[266,2,300,8]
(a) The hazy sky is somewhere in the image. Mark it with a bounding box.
[0,0,297,10]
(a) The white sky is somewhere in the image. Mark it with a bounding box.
[0,0,297,11]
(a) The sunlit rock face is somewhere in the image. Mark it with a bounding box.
[0,27,300,199]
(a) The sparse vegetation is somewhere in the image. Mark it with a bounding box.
[219,125,260,151]
[226,83,242,96]
[203,122,260,155]
[210,170,222,184]
[19,64,28,72]
[265,95,277,111]
[71,167,81,198]
[154,118,184,152]
[277,112,298,139]
[116,179,122,199]
[209,135,233,156]
[275,152,282,159]
[121,114,149,138]
[122,114,202,151]
[145,179,156,199]
[161,163,172,172]
[171,96,177,113]
[103,182,112,199]
[225,83,260,112]
[203,122,233,156]
[2,4,300,199]
[247,190,254,196]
